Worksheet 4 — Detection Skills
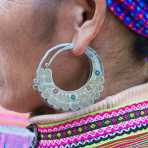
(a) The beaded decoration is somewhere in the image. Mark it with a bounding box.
[31,101,148,148]
[106,0,148,38]
[33,43,104,111]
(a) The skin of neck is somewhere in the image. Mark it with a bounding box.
[0,1,146,113]
[92,12,146,99]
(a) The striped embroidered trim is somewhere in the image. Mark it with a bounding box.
[0,107,29,127]
[37,117,148,147]
[99,132,148,148]
[33,101,148,148]
[38,101,148,131]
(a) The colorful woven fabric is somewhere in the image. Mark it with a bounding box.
[32,101,148,148]
[106,0,148,38]
[99,132,148,147]
[0,126,36,148]
[0,106,29,127]
[0,107,34,148]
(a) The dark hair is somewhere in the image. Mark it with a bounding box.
[135,36,148,57]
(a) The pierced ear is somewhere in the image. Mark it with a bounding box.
[72,0,106,56]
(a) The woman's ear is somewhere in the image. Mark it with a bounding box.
[72,0,106,55]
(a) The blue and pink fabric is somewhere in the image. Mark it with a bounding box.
[0,107,35,148]
[106,0,148,38]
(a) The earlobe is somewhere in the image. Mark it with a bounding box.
[72,0,106,56]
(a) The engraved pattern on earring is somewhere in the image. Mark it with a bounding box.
[33,43,104,111]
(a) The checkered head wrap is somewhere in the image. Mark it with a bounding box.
[107,0,148,38]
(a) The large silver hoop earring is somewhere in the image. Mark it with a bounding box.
[33,43,104,111]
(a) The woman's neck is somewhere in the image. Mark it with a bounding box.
[92,24,146,100]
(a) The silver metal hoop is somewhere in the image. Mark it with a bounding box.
[33,43,104,111]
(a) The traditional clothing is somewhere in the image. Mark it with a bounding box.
[0,106,29,127]
[0,107,35,148]
[30,83,148,148]
[0,0,148,147]
[107,0,148,38]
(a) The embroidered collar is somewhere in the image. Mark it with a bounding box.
[30,82,148,124]
[29,83,148,148]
